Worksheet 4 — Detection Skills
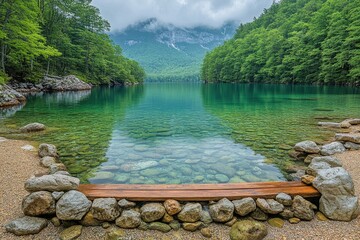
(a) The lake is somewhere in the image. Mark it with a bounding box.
[1,83,359,184]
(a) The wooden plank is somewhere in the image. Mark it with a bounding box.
[79,181,320,201]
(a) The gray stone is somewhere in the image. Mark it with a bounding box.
[250,208,268,221]
[91,198,121,221]
[335,133,360,144]
[200,210,213,224]
[49,163,67,174]
[169,220,181,230]
[41,75,91,91]
[233,198,256,216]
[118,199,136,209]
[230,220,268,240]
[0,84,26,108]
[256,198,284,214]
[40,156,57,168]
[344,142,360,150]
[306,161,331,177]
[319,195,359,221]
[275,193,292,206]
[292,196,316,221]
[22,191,55,216]
[294,141,320,153]
[89,171,114,181]
[120,161,159,172]
[279,209,294,219]
[52,191,64,200]
[115,209,141,229]
[209,198,234,222]
[140,203,166,222]
[5,216,48,236]
[318,122,341,128]
[178,203,202,223]
[38,143,58,158]
[320,142,346,156]
[290,170,306,181]
[59,225,82,240]
[348,118,360,125]
[148,222,171,232]
[311,156,342,168]
[20,123,46,133]
[56,190,91,220]
[25,174,79,192]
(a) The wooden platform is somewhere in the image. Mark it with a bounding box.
[79,181,320,201]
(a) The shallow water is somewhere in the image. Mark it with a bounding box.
[1,83,359,184]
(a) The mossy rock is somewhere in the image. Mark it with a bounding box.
[230,220,267,240]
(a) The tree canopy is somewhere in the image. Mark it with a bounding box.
[201,0,360,86]
[0,0,145,84]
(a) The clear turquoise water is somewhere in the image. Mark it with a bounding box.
[1,83,359,184]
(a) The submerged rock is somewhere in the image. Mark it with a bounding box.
[5,216,48,236]
[20,123,46,133]
[120,161,159,172]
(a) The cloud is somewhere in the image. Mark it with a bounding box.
[91,0,275,32]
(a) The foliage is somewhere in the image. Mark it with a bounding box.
[0,0,144,84]
[201,0,360,85]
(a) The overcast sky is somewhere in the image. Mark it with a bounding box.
[91,0,276,32]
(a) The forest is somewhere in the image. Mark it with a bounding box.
[201,0,360,85]
[0,0,145,85]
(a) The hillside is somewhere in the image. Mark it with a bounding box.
[111,19,236,81]
[201,0,360,85]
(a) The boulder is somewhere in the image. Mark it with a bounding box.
[164,199,181,215]
[209,198,234,223]
[20,123,46,133]
[59,225,82,240]
[319,195,359,221]
[0,84,26,108]
[115,209,141,228]
[275,193,292,206]
[40,156,57,168]
[56,190,91,220]
[80,211,102,226]
[335,133,360,144]
[344,142,360,150]
[51,191,64,200]
[256,198,284,214]
[292,195,316,220]
[306,161,331,176]
[5,216,48,236]
[304,154,320,164]
[22,191,55,216]
[200,209,213,224]
[148,222,171,233]
[230,220,267,240]
[290,170,306,181]
[118,199,136,209]
[91,198,121,221]
[320,142,345,156]
[140,203,166,222]
[311,156,342,168]
[25,174,79,192]
[294,141,320,153]
[177,203,202,223]
[38,144,58,158]
[233,197,256,216]
[41,75,91,91]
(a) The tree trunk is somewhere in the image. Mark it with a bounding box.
[1,43,5,72]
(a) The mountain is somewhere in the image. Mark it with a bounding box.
[110,19,237,81]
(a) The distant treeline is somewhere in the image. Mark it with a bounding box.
[201,0,360,85]
[0,0,145,84]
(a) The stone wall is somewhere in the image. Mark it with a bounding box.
[5,119,360,239]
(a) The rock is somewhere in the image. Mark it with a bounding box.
[301,175,315,185]
[118,199,136,209]
[210,163,236,177]
[344,142,360,150]
[347,118,360,125]
[20,123,46,133]
[51,217,61,227]
[292,195,316,220]
[138,221,148,231]
[89,171,115,181]
[120,161,159,172]
[182,222,203,231]
[225,217,238,226]
[25,174,79,192]
[140,203,166,222]
[200,210,213,224]
[320,142,346,156]
[148,222,171,233]
[288,150,307,161]
[200,227,212,238]
[275,193,292,206]
[339,120,352,128]
[21,145,36,151]
[313,167,359,221]
[233,197,256,216]
[59,225,82,240]
[0,84,26,108]
[318,122,341,128]
[80,211,102,226]
[102,222,111,229]
[5,216,48,236]
[162,212,174,223]
[116,209,141,229]
[104,228,125,240]
[52,191,64,200]
[164,199,181,215]
[279,209,294,219]
[290,170,306,181]
[49,163,67,174]
[288,218,301,224]
[38,143,58,158]
[56,190,91,220]
[304,154,320,164]
[40,156,57,168]
[294,141,320,153]
[41,75,91,91]
[169,220,181,230]
[91,198,121,221]
[178,203,202,223]
[209,198,234,222]
[306,161,331,176]
[22,191,55,216]
[335,133,360,144]
[215,174,229,183]
[311,156,342,167]
[316,211,328,221]
[256,198,284,214]
[250,208,268,221]
[267,218,284,228]
[230,220,268,240]
[55,171,71,176]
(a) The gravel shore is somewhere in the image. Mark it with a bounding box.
[0,136,359,240]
